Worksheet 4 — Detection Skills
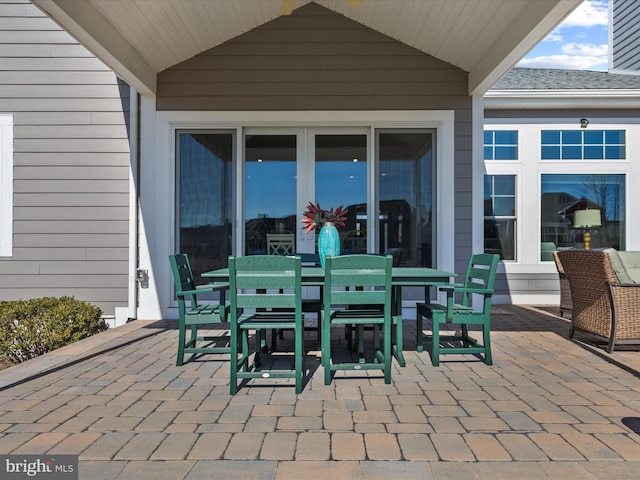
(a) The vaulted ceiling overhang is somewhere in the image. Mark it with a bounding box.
[33,0,582,97]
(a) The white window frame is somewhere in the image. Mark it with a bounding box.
[484,120,640,278]
[0,115,13,256]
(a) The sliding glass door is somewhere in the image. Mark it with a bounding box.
[175,127,436,278]
[175,130,233,283]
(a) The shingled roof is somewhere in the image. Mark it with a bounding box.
[492,68,640,90]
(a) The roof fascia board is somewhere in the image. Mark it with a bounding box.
[609,68,640,77]
[485,89,640,109]
[33,0,157,96]
[469,0,582,96]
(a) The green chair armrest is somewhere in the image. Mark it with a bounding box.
[178,285,224,297]
[440,286,493,295]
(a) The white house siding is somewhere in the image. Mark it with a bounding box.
[0,0,130,315]
[156,3,474,278]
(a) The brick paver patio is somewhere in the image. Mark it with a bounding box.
[1,305,639,479]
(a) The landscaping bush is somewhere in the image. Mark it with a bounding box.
[0,296,107,365]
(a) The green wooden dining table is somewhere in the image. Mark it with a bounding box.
[202,265,456,367]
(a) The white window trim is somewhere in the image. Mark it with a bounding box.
[0,115,13,257]
[484,120,639,277]
[139,109,455,320]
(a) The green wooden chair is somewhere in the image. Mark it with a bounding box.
[416,253,499,366]
[169,253,230,366]
[271,252,322,348]
[228,255,305,394]
[322,254,393,385]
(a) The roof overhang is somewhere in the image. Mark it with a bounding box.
[33,0,582,97]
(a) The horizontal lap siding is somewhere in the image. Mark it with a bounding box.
[157,3,469,111]
[157,2,473,278]
[612,0,640,73]
[0,1,130,314]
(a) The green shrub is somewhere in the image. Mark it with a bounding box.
[0,296,107,365]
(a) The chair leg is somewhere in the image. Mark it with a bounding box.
[416,310,424,353]
[461,324,469,346]
[357,325,365,363]
[230,326,238,395]
[345,325,353,350]
[176,319,186,366]
[316,317,322,350]
[383,320,391,384]
[483,322,493,365]
[322,313,332,385]
[295,325,303,394]
[431,319,440,367]
[392,315,406,367]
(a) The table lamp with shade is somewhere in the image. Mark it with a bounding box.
[573,209,601,250]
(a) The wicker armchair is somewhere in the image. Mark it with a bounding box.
[552,251,572,318]
[557,249,640,352]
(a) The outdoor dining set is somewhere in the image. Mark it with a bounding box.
[169,252,500,395]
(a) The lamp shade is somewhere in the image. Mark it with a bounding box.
[573,209,601,228]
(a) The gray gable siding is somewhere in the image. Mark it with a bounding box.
[157,2,473,276]
[0,0,130,315]
[612,0,640,73]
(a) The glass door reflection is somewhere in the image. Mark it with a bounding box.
[314,134,368,254]
[244,134,297,256]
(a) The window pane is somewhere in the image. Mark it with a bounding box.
[484,130,518,160]
[493,175,516,195]
[494,146,517,160]
[245,134,297,255]
[541,174,625,256]
[484,219,515,260]
[541,130,560,144]
[493,198,515,216]
[584,131,603,144]
[316,134,368,255]
[379,131,434,266]
[562,130,581,144]
[605,130,625,144]
[541,145,560,159]
[178,131,233,283]
[484,175,516,261]
[584,146,603,159]
[605,145,625,159]
[494,130,517,144]
[562,146,581,159]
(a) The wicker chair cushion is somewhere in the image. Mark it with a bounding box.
[615,251,640,283]
[602,248,629,283]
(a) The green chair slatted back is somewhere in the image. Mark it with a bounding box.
[416,253,499,366]
[322,254,393,385]
[228,255,304,394]
[169,253,230,366]
[269,252,322,350]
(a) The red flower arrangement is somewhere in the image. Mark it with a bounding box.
[301,202,348,234]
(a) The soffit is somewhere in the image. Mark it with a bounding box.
[33,0,582,96]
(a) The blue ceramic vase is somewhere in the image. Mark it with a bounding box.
[318,222,340,268]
